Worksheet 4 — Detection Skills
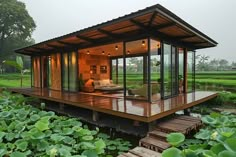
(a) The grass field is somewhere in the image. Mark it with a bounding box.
[1,71,236,93]
[0,73,31,87]
[195,71,236,92]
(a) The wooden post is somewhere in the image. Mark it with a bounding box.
[59,103,64,111]
[148,121,156,132]
[93,111,99,122]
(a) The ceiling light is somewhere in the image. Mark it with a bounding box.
[102,51,105,55]
[115,45,118,50]
[108,53,111,56]
[87,51,90,55]
[157,41,161,49]
[127,50,130,55]
[142,40,145,46]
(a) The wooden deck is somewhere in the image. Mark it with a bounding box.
[10,88,217,123]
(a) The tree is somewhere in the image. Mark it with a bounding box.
[0,0,36,64]
[219,59,229,70]
[209,59,219,71]
[196,55,210,71]
[2,56,29,87]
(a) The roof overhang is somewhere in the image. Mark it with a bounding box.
[15,4,218,55]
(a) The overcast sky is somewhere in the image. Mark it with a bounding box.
[20,0,236,62]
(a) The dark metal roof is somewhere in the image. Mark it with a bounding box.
[15,4,218,55]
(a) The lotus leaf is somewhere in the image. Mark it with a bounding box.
[167,133,185,146]
[202,115,217,125]
[162,147,184,157]
[82,150,98,157]
[218,150,236,157]
[195,129,211,140]
[210,143,226,155]
[201,150,217,157]
[223,137,236,153]
[217,127,235,138]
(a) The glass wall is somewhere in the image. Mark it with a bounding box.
[163,44,178,98]
[163,44,172,97]
[69,52,78,91]
[178,48,184,93]
[187,51,195,92]
[125,39,148,100]
[62,51,78,92]
[62,53,69,91]
[150,39,161,101]
[171,46,178,96]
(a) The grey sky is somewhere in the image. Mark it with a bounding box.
[20,0,236,62]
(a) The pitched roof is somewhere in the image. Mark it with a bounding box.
[15,4,217,55]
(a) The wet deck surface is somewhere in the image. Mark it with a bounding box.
[10,88,217,122]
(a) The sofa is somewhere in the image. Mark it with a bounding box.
[83,79,123,92]
[93,79,123,91]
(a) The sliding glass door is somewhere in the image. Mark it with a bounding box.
[163,43,178,98]
[62,51,78,92]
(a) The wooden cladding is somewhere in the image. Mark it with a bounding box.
[50,53,62,90]
[32,57,41,88]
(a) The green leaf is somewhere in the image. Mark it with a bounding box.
[59,147,71,157]
[3,60,22,71]
[35,118,49,131]
[223,138,236,153]
[202,115,217,125]
[15,140,28,151]
[30,114,40,121]
[210,143,226,155]
[0,149,7,157]
[50,134,65,142]
[195,129,211,140]
[82,135,94,141]
[28,128,45,139]
[107,145,116,150]
[218,150,236,157]
[62,128,73,135]
[166,133,185,146]
[37,140,49,151]
[82,150,98,157]
[16,56,23,69]
[94,139,106,154]
[10,151,27,157]
[202,150,217,157]
[162,147,183,157]
[217,128,235,138]
[0,132,6,142]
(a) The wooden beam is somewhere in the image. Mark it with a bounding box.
[148,12,158,27]
[57,41,78,47]
[154,22,175,30]
[46,44,63,49]
[97,28,120,39]
[76,35,95,43]
[33,47,49,51]
[130,19,197,49]
[175,35,196,40]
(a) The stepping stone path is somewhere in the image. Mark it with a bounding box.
[119,115,203,156]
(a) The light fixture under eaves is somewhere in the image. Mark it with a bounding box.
[102,51,105,55]
[142,40,145,46]
[115,45,118,50]
[108,53,111,56]
[87,51,90,55]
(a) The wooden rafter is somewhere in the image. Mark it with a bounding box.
[148,12,158,27]
[76,35,95,43]
[97,28,120,39]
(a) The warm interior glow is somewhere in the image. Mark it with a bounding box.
[72,52,76,65]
